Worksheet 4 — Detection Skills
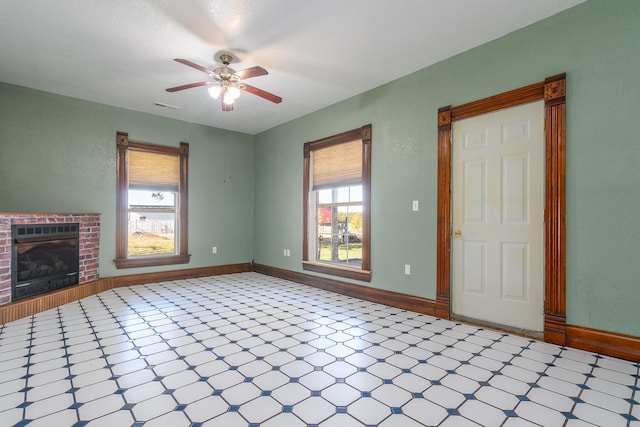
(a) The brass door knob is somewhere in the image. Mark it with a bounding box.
[453,229,462,238]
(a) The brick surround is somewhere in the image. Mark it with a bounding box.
[0,212,100,305]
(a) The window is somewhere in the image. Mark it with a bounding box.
[115,131,190,268]
[303,125,371,281]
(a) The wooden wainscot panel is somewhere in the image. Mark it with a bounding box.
[0,264,252,324]
[0,299,39,324]
[0,278,113,324]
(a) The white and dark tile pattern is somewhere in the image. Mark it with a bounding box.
[1,272,638,426]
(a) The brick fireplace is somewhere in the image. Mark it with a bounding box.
[0,212,100,305]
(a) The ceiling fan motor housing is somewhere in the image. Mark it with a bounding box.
[219,53,234,65]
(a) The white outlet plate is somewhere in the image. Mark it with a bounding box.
[212,246,217,254]
[412,200,419,211]
[404,264,411,275]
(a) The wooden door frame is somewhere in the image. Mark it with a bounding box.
[436,73,567,345]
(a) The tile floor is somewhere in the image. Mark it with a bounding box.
[0,272,638,427]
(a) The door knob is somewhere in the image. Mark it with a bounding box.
[453,229,462,238]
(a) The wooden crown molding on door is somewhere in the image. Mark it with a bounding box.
[436,73,567,345]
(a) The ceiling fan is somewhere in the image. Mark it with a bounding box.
[166,53,282,111]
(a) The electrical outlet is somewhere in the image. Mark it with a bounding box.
[212,246,217,254]
[412,200,419,211]
[286,249,291,257]
[284,249,287,256]
[404,264,411,275]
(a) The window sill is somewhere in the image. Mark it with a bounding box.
[302,261,371,282]
[115,254,190,269]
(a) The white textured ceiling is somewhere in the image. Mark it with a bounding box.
[0,0,584,135]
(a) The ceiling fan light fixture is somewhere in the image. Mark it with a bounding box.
[167,57,281,111]
[208,85,222,99]
[227,84,241,100]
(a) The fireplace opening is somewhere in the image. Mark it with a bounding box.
[12,223,80,301]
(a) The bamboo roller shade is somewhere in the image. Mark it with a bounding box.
[129,150,179,191]
[312,139,362,189]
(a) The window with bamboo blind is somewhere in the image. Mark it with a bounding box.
[303,125,372,281]
[115,131,190,269]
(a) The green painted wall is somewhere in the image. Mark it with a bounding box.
[1,0,638,338]
[253,0,640,337]
[0,83,255,277]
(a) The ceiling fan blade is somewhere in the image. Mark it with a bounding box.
[221,93,234,112]
[165,81,212,92]
[236,66,268,80]
[174,58,215,75]
[242,84,282,104]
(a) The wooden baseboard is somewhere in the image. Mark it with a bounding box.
[3,262,639,363]
[0,263,252,324]
[435,296,450,320]
[111,263,252,288]
[544,313,568,346]
[253,263,437,316]
[566,325,640,362]
[254,264,640,362]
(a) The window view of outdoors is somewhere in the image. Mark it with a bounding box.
[128,190,176,256]
[315,185,362,267]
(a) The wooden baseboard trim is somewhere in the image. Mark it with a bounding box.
[566,325,640,362]
[253,263,437,316]
[254,264,640,362]
[435,296,450,320]
[111,263,252,288]
[3,262,639,363]
[0,263,252,324]
[544,313,567,346]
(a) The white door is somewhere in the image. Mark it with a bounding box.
[451,101,545,332]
